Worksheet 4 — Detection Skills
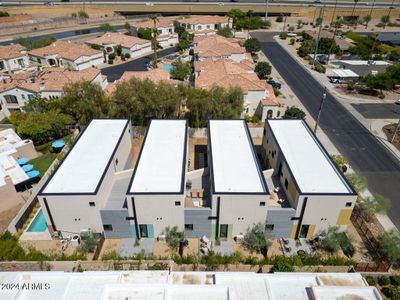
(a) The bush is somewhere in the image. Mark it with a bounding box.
[381,286,400,299]
[283,106,306,119]
[271,259,295,272]
[273,88,281,97]
[314,64,324,73]
[276,16,283,22]
[365,276,376,286]
[217,27,234,38]
[290,38,295,45]
[288,26,295,31]
[279,32,287,40]
[125,53,131,59]
[254,61,272,79]
[108,53,116,60]
[378,275,390,286]
[244,37,261,53]
[391,276,400,286]
[108,59,114,65]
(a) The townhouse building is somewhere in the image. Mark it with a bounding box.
[262,119,357,239]
[0,68,107,117]
[37,119,133,236]
[0,44,31,76]
[86,32,151,60]
[131,18,178,47]
[177,15,232,35]
[28,40,103,71]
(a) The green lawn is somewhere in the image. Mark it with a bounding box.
[30,153,58,176]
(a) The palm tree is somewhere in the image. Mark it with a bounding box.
[365,0,375,29]
[351,0,360,25]
[150,16,159,68]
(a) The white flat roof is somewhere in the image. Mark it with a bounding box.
[41,119,128,194]
[327,69,359,78]
[267,120,353,194]
[340,60,390,66]
[129,120,187,193]
[209,120,266,193]
[0,271,379,300]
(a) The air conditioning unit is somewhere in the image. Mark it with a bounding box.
[157,234,166,241]
[234,235,244,242]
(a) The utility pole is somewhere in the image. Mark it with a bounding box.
[265,0,270,20]
[391,119,400,144]
[312,6,325,69]
[282,14,288,33]
[314,87,327,134]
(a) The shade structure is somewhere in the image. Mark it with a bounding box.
[52,140,65,149]
[26,170,40,179]
[16,157,29,165]
[22,164,34,172]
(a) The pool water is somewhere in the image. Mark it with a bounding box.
[27,209,48,232]
[163,64,174,72]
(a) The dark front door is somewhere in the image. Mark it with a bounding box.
[299,225,309,238]
[220,224,228,239]
[139,224,148,238]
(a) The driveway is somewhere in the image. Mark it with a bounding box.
[352,103,400,119]
[101,47,178,82]
[251,31,400,229]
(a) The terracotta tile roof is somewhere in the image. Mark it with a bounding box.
[133,17,175,29]
[195,60,266,93]
[29,40,101,61]
[119,68,176,84]
[195,35,245,57]
[0,44,26,60]
[0,67,101,93]
[179,15,229,25]
[86,32,150,49]
[261,85,280,106]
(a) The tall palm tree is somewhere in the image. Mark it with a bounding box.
[351,0,360,22]
[365,0,375,29]
[150,16,159,68]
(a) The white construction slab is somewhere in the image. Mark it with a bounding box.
[129,120,187,193]
[268,120,353,194]
[41,119,128,194]
[209,120,266,193]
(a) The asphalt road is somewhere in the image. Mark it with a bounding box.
[251,32,400,229]
[352,103,400,119]
[101,46,177,82]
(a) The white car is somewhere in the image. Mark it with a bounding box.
[287,32,297,37]
[395,99,400,105]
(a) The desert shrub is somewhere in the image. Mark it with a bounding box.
[108,53,116,60]
[378,275,390,286]
[391,276,400,286]
[365,276,376,286]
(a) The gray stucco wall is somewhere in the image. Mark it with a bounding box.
[266,208,296,238]
[100,209,132,238]
[184,208,211,238]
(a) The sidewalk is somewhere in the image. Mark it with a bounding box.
[271,35,398,232]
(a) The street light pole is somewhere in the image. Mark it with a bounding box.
[312,6,325,69]
[314,86,327,134]
[391,119,400,144]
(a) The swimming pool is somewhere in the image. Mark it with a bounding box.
[27,209,48,232]
[163,64,174,72]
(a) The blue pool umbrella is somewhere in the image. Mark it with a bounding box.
[22,164,33,172]
[52,140,65,149]
[26,170,40,179]
[16,157,29,165]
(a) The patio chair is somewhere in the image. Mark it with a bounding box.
[282,238,289,245]
[284,245,291,253]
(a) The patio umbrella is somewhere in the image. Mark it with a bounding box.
[26,170,40,179]
[52,140,65,149]
[22,164,33,172]
[16,157,29,165]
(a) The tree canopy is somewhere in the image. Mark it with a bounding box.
[378,230,400,266]
[228,9,270,30]
[254,61,272,79]
[244,38,261,53]
[283,106,306,119]
[170,59,191,81]
[217,27,234,38]
[242,222,272,255]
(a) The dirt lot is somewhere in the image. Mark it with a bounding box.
[0,202,23,233]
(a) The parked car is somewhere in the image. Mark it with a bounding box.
[267,79,282,89]
[296,38,304,43]
[395,99,400,105]
[287,32,297,37]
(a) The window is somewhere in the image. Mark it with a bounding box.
[21,94,25,99]
[260,202,266,206]
[89,202,95,207]
[28,94,34,101]
[115,158,118,165]
[265,224,274,231]
[220,224,228,238]
[185,224,193,231]
[103,224,113,231]
[345,202,352,207]
[139,224,148,238]
[175,201,181,206]
[4,95,18,104]
[284,179,289,189]
[123,198,127,209]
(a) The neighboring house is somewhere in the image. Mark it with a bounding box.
[28,40,103,71]
[0,128,39,207]
[334,60,391,77]
[262,119,357,239]
[131,17,178,47]
[195,60,284,119]
[0,44,31,75]
[193,35,248,63]
[126,120,188,239]
[177,15,232,35]
[0,68,107,117]
[86,32,151,60]
[37,119,133,236]
[325,68,359,83]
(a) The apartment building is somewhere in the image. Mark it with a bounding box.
[126,120,188,239]
[29,40,103,71]
[195,60,284,119]
[0,44,31,76]
[207,120,269,239]
[86,32,151,60]
[37,119,133,236]
[177,15,232,35]
[0,67,107,117]
[262,120,357,239]
[131,18,178,47]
